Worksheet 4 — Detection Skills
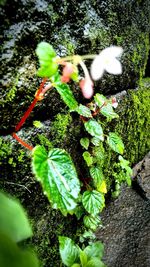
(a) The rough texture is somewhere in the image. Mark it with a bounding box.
[132,152,150,200]
[97,154,150,267]
[0,0,149,132]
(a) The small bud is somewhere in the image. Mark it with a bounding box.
[61,62,74,83]
[79,77,94,99]
[112,97,118,108]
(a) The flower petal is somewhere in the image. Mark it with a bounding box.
[101,46,123,58]
[90,55,105,80]
[105,58,122,75]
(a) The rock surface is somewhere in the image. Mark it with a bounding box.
[97,153,150,267]
[0,1,150,267]
[0,0,149,132]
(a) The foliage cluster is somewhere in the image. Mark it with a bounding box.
[4,42,132,266]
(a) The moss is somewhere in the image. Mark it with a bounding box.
[115,80,150,164]
[0,137,12,164]
[51,113,72,146]
[132,33,149,84]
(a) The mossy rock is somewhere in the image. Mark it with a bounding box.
[0,0,149,132]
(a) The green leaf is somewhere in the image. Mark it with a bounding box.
[72,205,84,220]
[90,166,104,189]
[52,73,78,111]
[83,151,93,167]
[36,42,58,77]
[80,138,90,150]
[84,119,104,141]
[84,242,104,260]
[80,251,88,267]
[107,132,124,154]
[76,104,92,118]
[94,94,106,107]
[0,192,32,243]
[33,120,43,128]
[71,264,80,267]
[59,236,80,267]
[83,214,102,231]
[37,63,58,78]
[92,145,105,163]
[82,190,105,215]
[36,42,56,62]
[0,233,39,267]
[101,103,119,119]
[32,146,80,216]
[86,258,106,267]
[91,137,101,146]
[119,155,132,175]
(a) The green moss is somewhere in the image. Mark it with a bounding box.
[37,134,53,151]
[0,137,12,164]
[116,79,150,164]
[132,33,149,83]
[51,113,72,146]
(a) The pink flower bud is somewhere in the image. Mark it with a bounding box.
[61,62,74,83]
[112,97,118,108]
[63,62,74,76]
[79,77,94,99]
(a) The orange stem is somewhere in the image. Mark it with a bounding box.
[15,78,47,132]
[12,133,33,151]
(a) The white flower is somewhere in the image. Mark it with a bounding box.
[91,46,123,80]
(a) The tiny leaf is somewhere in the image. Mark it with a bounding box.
[82,190,105,215]
[84,119,104,141]
[83,214,102,231]
[59,236,80,267]
[101,103,119,119]
[83,151,93,167]
[90,166,104,189]
[80,138,90,150]
[94,94,106,107]
[76,104,92,118]
[91,137,101,146]
[107,132,124,154]
[32,146,80,216]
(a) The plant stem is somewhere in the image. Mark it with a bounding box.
[15,78,47,132]
[12,133,33,151]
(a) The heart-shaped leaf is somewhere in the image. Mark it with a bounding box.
[32,146,80,216]
[83,214,102,231]
[107,132,124,154]
[82,190,105,215]
[101,103,119,119]
[84,119,104,141]
[76,104,92,118]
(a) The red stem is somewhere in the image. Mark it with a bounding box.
[15,78,47,132]
[12,133,33,151]
[12,78,47,151]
